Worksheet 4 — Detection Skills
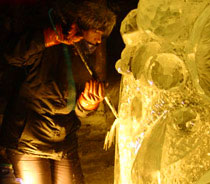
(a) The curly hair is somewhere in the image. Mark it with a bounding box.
[76,1,116,36]
[54,0,116,36]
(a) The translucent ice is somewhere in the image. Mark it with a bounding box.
[113,0,210,183]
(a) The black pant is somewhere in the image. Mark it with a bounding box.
[7,150,85,184]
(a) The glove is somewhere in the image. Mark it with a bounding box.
[78,80,105,110]
[44,23,83,47]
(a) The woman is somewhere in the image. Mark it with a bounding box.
[0,1,116,183]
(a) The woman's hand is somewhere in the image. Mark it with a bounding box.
[78,80,105,110]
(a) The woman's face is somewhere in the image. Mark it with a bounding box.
[82,29,104,45]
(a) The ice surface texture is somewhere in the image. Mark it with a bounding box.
[115,0,210,183]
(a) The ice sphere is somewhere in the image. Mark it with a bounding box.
[113,0,210,183]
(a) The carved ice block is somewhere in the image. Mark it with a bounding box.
[114,0,210,183]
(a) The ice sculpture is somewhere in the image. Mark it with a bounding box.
[113,0,210,183]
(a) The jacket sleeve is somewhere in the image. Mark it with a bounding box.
[3,29,45,67]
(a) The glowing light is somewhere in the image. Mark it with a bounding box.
[20,170,39,184]
[22,174,34,184]
[117,67,122,73]
[16,178,24,184]
[148,80,153,85]
[157,171,161,184]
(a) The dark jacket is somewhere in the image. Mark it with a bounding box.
[0,28,92,160]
